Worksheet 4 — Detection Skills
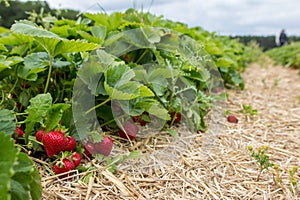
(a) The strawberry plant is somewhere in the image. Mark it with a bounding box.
[0,132,42,200]
[266,42,300,69]
[0,7,256,189]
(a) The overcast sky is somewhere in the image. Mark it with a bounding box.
[46,0,300,36]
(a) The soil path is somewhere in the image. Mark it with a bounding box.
[42,63,300,199]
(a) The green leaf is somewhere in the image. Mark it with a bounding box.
[77,63,106,96]
[10,179,29,200]
[84,13,110,28]
[139,85,154,97]
[76,30,103,44]
[184,67,210,82]
[128,150,142,159]
[89,131,103,143]
[0,33,33,47]
[0,109,16,135]
[24,93,52,135]
[76,50,115,96]
[215,57,235,67]
[91,25,106,40]
[53,39,100,56]
[136,100,169,120]
[0,132,19,200]
[44,103,71,132]
[18,52,48,81]
[0,43,7,51]
[143,27,161,43]
[0,55,23,73]
[166,129,178,137]
[105,82,140,100]
[29,169,42,200]
[11,152,41,200]
[19,91,29,107]
[148,67,175,80]
[11,20,99,57]
[11,20,61,39]
[105,64,135,87]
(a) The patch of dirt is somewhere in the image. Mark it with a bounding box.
[40,63,300,199]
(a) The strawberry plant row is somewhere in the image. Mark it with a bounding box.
[266,42,300,69]
[0,9,254,194]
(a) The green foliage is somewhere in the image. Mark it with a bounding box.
[0,109,16,135]
[0,7,259,183]
[0,132,42,200]
[266,42,300,69]
[24,93,70,136]
[232,35,277,51]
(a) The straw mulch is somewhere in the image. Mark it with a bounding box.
[38,61,300,199]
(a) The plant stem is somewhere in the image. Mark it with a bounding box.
[100,119,116,127]
[135,49,148,64]
[9,78,18,95]
[85,98,111,115]
[257,168,262,181]
[44,54,53,94]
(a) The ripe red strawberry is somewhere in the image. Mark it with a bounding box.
[35,129,45,142]
[131,116,140,122]
[169,112,181,124]
[227,115,238,123]
[65,136,76,152]
[15,127,24,138]
[53,158,75,175]
[139,119,147,126]
[94,136,113,156]
[72,152,81,167]
[119,123,138,140]
[84,142,96,158]
[43,131,68,158]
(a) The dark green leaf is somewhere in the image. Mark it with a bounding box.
[18,52,48,81]
[24,93,52,135]
[29,169,42,200]
[0,133,19,200]
[10,179,29,200]
[0,109,16,135]
[44,103,71,132]
[105,64,135,87]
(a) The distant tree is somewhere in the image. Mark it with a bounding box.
[231,36,277,51]
[0,0,79,28]
[0,0,51,28]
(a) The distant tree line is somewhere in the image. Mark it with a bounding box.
[231,35,300,51]
[0,0,79,28]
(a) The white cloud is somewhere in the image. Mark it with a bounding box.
[46,0,300,36]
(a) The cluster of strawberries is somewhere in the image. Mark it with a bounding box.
[14,127,81,175]
[35,129,81,175]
